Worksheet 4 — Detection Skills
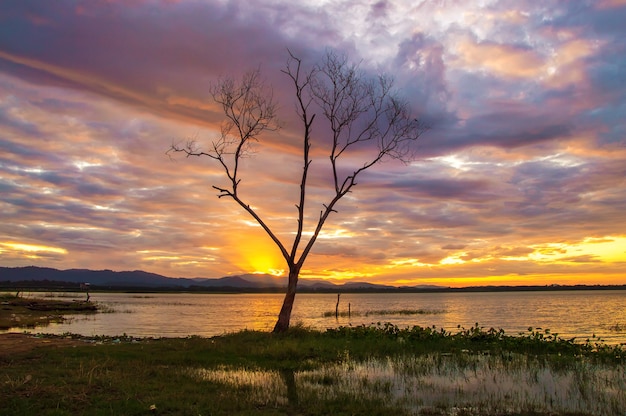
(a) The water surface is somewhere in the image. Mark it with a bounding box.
[4,290,625,344]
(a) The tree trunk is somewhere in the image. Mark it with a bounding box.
[273,268,299,332]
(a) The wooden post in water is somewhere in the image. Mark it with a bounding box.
[335,294,341,318]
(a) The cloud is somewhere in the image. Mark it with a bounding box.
[0,0,625,285]
[456,38,546,79]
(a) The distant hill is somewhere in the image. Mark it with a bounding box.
[0,266,389,291]
[342,281,396,290]
[0,266,195,287]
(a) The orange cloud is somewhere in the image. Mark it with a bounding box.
[456,39,546,79]
[544,37,598,88]
[0,241,67,255]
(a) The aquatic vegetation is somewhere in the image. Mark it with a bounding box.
[326,322,626,360]
[94,303,134,314]
[364,308,445,316]
[322,308,444,318]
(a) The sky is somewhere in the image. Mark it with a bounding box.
[1,0,625,287]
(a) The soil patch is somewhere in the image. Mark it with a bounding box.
[0,333,87,357]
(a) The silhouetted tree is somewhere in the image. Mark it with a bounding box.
[169,50,425,332]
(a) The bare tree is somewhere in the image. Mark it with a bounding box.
[169,51,425,332]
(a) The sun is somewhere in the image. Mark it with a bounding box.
[249,255,285,276]
[230,232,286,276]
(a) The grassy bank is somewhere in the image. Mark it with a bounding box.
[1,324,625,416]
[0,294,97,330]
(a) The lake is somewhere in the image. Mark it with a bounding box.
[4,290,626,345]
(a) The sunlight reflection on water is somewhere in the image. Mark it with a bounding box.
[3,290,626,344]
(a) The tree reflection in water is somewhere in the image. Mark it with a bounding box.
[279,369,298,406]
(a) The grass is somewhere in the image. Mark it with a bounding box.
[0,294,98,330]
[1,323,624,415]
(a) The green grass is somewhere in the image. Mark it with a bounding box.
[1,324,624,415]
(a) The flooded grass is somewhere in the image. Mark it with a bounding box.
[189,352,626,415]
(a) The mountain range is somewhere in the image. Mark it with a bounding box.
[0,266,442,291]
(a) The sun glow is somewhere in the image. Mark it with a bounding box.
[249,258,285,277]
[439,253,468,265]
[389,258,430,267]
[0,241,67,255]
[338,235,626,287]
[231,233,285,276]
[424,236,626,269]
[528,236,626,263]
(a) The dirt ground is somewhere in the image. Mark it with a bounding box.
[0,333,87,357]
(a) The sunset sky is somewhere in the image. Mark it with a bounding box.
[1,0,625,287]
